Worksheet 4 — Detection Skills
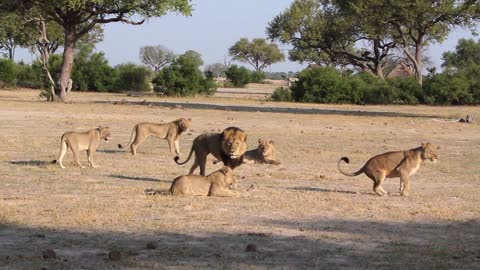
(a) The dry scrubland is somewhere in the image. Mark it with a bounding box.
[0,87,479,269]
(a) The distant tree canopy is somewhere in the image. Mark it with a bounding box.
[228,38,284,72]
[0,0,192,102]
[139,45,175,72]
[442,38,480,74]
[268,0,480,84]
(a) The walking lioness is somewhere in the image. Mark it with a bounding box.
[337,143,439,196]
[169,166,237,197]
[55,126,111,169]
[118,118,192,155]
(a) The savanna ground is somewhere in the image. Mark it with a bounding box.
[0,84,479,269]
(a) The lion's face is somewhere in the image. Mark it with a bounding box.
[177,118,192,132]
[421,142,439,162]
[99,126,111,142]
[221,127,247,158]
[257,139,275,158]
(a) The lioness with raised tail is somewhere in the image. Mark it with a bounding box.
[337,143,439,196]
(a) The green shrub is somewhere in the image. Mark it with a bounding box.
[113,63,152,92]
[250,71,266,83]
[15,61,44,89]
[291,67,355,103]
[72,45,116,92]
[225,65,250,87]
[153,50,216,96]
[270,87,293,101]
[0,59,16,87]
[423,73,474,105]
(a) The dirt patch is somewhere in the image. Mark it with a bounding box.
[0,89,479,269]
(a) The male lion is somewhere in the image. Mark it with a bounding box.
[169,166,237,197]
[214,138,281,165]
[118,118,192,155]
[337,142,439,197]
[55,126,111,169]
[174,126,247,175]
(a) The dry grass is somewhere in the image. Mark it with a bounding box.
[0,88,479,269]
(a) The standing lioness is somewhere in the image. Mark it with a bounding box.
[169,166,237,197]
[118,118,192,155]
[337,143,439,196]
[55,126,111,169]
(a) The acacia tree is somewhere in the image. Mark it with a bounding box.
[1,0,192,102]
[267,0,397,79]
[139,45,175,72]
[228,38,284,72]
[354,0,479,85]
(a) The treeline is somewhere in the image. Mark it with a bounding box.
[0,45,217,97]
[271,38,480,105]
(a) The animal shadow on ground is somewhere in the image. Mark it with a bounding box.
[109,174,169,183]
[97,149,124,154]
[9,160,52,167]
[0,219,477,269]
[289,186,360,195]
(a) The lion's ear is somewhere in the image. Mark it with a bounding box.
[243,133,248,142]
[188,118,192,122]
[258,138,262,144]
[421,143,426,149]
[436,146,441,150]
[269,140,274,144]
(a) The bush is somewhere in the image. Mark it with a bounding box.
[225,65,250,87]
[291,67,356,103]
[153,50,216,96]
[423,73,474,105]
[113,63,152,92]
[72,45,116,92]
[270,87,293,101]
[15,61,44,89]
[250,71,266,83]
[0,59,16,87]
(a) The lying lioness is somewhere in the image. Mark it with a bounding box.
[169,166,237,197]
[55,126,111,169]
[213,138,281,165]
[337,143,439,196]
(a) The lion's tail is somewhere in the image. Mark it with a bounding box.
[337,157,364,177]
[118,125,137,149]
[52,134,67,164]
[174,144,194,165]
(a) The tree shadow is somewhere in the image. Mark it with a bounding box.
[95,100,444,119]
[0,218,477,269]
[109,174,170,183]
[9,160,52,167]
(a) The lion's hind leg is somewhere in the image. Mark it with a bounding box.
[131,132,147,155]
[369,171,388,196]
[71,145,85,168]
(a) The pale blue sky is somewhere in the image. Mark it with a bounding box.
[16,0,479,72]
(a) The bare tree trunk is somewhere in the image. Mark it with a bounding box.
[37,18,56,101]
[57,27,76,102]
